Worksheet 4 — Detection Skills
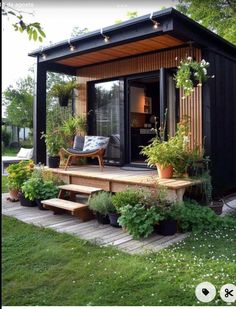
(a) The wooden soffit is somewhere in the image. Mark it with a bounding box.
[56,34,184,68]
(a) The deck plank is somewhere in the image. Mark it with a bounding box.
[2,193,188,254]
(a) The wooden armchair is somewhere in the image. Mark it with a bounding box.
[60,135,110,171]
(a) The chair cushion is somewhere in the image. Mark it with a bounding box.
[73,135,84,151]
[67,148,99,154]
[17,148,34,159]
[83,136,110,152]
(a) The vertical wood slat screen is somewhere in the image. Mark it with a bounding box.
[76,46,202,150]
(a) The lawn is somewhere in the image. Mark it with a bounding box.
[2,215,236,306]
[2,147,19,156]
[2,175,8,193]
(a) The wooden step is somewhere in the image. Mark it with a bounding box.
[41,198,94,222]
[58,184,102,195]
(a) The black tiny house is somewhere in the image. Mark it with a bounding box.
[29,7,236,195]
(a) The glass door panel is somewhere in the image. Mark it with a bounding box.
[92,80,123,164]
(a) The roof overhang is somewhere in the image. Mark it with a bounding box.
[29,7,236,72]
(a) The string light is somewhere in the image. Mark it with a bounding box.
[68,38,75,51]
[150,12,160,29]
[40,47,47,60]
[100,28,110,43]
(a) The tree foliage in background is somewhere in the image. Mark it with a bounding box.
[2,4,46,42]
[177,0,236,44]
[115,11,138,24]
[3,76,34,129]
[71,27,89,37]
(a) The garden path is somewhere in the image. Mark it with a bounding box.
[2,193,188,254]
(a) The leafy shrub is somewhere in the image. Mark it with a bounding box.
[89,191,114,215]
[7,160,34,190]
[2,128,11,147]
[22,178,59,201]
[112,187,155,212]
[172,200,236,232]
[118,203,162,239]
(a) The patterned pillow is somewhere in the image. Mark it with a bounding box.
[17,148,34,159]
[83,136,110,152]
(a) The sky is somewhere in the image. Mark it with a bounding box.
[2,0,177,111]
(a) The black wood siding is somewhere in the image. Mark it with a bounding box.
[202,49,236,195]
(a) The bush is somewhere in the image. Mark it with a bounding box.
[112,187,155,212]
[118,203,162,239]
[172,200,236,232]
[2,128,11,147]
[89,191,114,215]
[22,178,59,201]
[7,160,34,190]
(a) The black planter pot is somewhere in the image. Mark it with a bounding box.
[108,212,121,228]
[209,200,224,215]
[59,96,69,107]
[48,156,60,168]
[36,199,49,210]
[155,219,177,236]
[19,192,37,207]
[96,213,110,224]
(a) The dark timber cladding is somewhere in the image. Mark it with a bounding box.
[29,7,236,195]
[202,49,236,195]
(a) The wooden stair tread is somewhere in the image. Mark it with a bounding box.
[41,198,88,211]
[58,184,102,194]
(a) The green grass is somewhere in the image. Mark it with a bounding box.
[2,175,8,193]
[2,216,236,306]
[2,147,19,156]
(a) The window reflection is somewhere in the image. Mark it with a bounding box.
[94,80,121,163]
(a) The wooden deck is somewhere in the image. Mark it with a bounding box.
[2,193,188,255]
[47,165,201,202]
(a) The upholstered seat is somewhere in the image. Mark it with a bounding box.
[60,135,110,171]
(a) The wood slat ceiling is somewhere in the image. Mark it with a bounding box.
[56,34,185,68]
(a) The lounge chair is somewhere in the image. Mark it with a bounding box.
[60,135,110,171]
[2,147,34,175]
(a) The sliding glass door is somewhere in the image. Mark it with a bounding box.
[89,80,124,164]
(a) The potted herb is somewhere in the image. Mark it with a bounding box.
[174,57,214,98]
[6,160,35,205]
[41,129,64,168]
[88,191,112,224]
[50,81,79,107]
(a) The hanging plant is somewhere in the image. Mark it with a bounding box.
[174,57,215,98]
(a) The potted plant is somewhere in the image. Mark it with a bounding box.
[50,80,79,107]
[62,115,87,141]
[88,191,112,224]
[41,129,64,168]
[22,178,59,210]
[174,57,214,98]
[141,117,198,178]
[155,203,178,236]
[21,166,61,209]
[6,160,35,205]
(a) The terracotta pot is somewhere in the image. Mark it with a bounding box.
[9,188,19,201]
[156,164,173,179]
